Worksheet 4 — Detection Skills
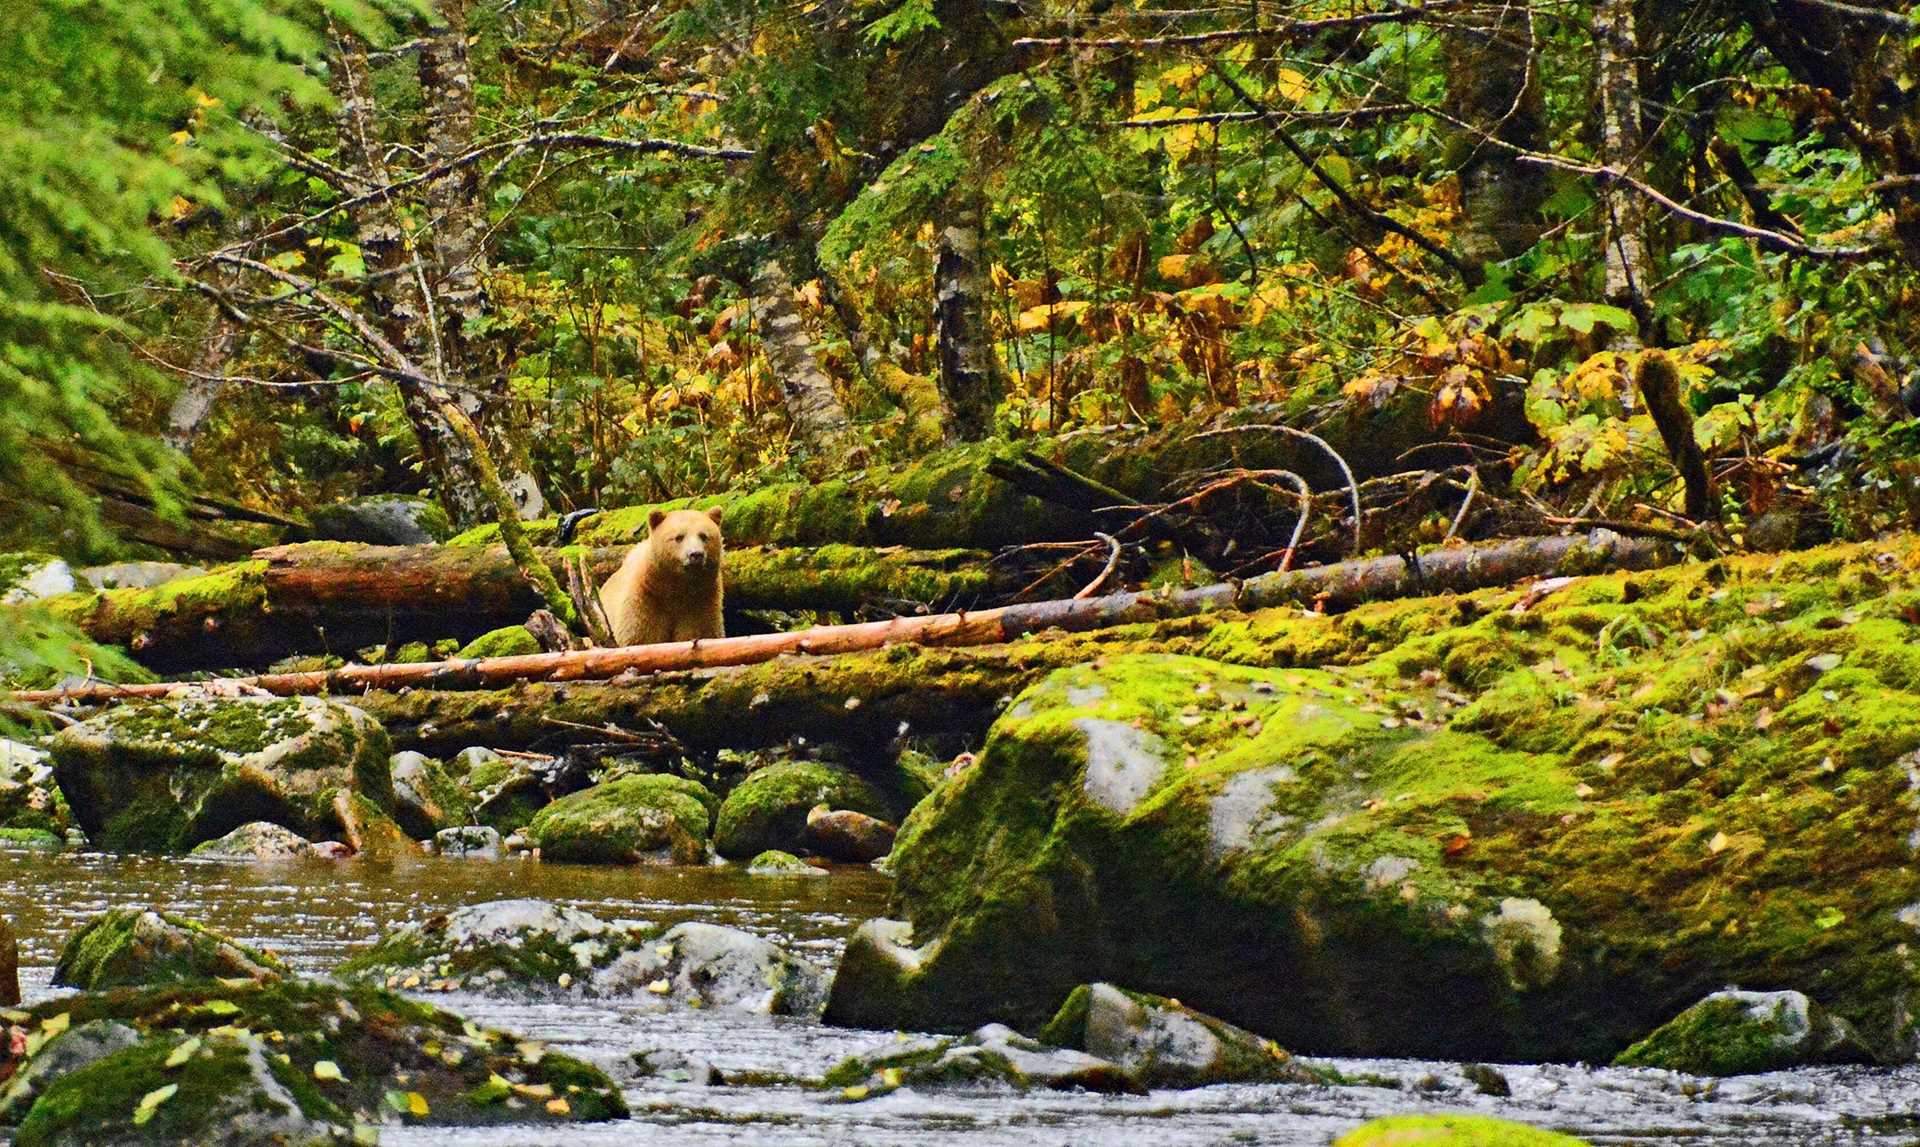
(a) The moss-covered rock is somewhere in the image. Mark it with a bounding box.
[49,696,395,853]
[823,1023,1143,1100]
[1612,989,1868,1076]
[0,1020,143,1125]
[713,761,893,859]
[1,975,625,1131]
[746,849,829,877]
[1,912,16,1007]
[453,625,540,660]
[434,825,503,859]
[454,748,552,835]
[0,828,62,851]
[526,775,714,865]
[1037,983,1324,1088]
[337,901,827,1013]
[0,738,68,837]
[189,821,316,861]
[1333,1115,1591,1146]
[52,908,289,990]
[833,537,1920,1063]
[307,494,452,546]
[388,751,474,839]
[0,552,76,604]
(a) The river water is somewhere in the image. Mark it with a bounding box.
[3,847,1916,1145]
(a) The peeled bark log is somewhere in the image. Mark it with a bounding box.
[15,531,1680,705]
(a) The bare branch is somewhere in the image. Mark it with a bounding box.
[1012,1,1465,49]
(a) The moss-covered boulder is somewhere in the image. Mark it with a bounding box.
[189,821,317,861]
[52,909,289,990]
[746,849,829,877]
[0,828,62,851]
[0,1020,143,1125]
[49,696,396,853]
[526,775,715,865]
[307,494,452,546]
[713,761,893,859]
[1334,1115,1590,1146]
[823,1023,1143,1100]
[1037,983,1323,1088]
[829,538,1920,1062]
[453,625,540,660]
[803,805,896,862]
[0,552,76,604]
[337,901,827,1013]
[1612,989,1868,1076]
[388,751,474,839]
[0,976,625,1133]
[452,748,552,835]
[0,738,68,837]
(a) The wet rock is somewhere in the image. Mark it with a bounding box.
[1612,989,1869,1076]
[337,900,827,1014]
[456,749,553,835]
[526,775,715,865]
[1,913,16,1006]
[49,695,396,853]
[1036,983,1323,1088]
[822,918,930,1030]
[306,494,452,545]
[1334,1114,1591,1146]
[0,553,75,604]
[0,1021,143,1124]
[1,976,626,1133]
[630,1048,725,1086]
[712,761,893,859]
[434,825,503,859]
[825,1024,1143,1100]
[1463,1062,1512,1096]
[802,805,896,863]
[0,738,68,838]
[52,908,288,990]
[746,849,828,877]
[388,751,474,838]
[0,829,63,852]
[74,561,205,591]
[189,822,316,861]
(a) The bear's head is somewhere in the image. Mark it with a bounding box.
[647,507,724,574]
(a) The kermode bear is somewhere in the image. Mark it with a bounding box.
[598,507,725,646]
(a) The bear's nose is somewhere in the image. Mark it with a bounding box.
[684,550,708,566]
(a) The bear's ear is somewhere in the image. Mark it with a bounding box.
[705,506,724,527]
[648,510,667,531]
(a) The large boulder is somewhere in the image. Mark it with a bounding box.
[0,553,76,604]
[1612,989,1869,1076]
[388,751,474,839]
[803,805,896,863]
[1037,982,1323,1088]
[49,696,396,853]
[0,738,68,837]
[306,494,452,546]
[526,775,715,865]
[452,748,552,835]
[823,538,1920,1063]
[53,908,288,990]
[337,901,826,1014]
[824,1024,1142,1099]
[189,822,319,861]
[712,761,894,859]
[0,1021,143,1125]
[0,976,626,1134]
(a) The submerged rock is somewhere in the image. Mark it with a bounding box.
[836,538,1920,1064]
[712,761,893,859]
[388,751,474,838]
[306,494,452,546]
[630,1047,725,1086]
[434,825,503,859]
[803,805,896,863]
[1612,989,1868,1076]
[1334,1115,1591,1146]
[189,821,317,861]
[526,775,714,865]
[0,975,625,1134]
[1037,983,1323,1088]
[337,900,827,1014]
[825,1024,1143,1100]
[49,695,396,853]
[52,908,288,990]
[746,849,828,877]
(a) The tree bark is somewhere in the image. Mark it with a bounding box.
[750,257,851,451]
[165,292,247,452]
[1595,0,1654,344]
[933,194,1003,441]
[1446,5,1548,265]
[16,530,1680,704]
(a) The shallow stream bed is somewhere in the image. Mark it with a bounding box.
[3,848,1916,1145]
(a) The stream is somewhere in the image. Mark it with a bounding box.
[4,847,1916,1145]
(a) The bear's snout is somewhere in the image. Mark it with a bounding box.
[681,546,710,568]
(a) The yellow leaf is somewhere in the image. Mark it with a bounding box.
[133,1084,178,1126]
[313,1060,346,1082]
[1707,830,1729,854]
[406,1092,430,1117]
[546,1097,571,1116]
[169,130,192,146]
[164,1037,201,1068]
[1015,300,1090,334]
[1270,68,1309,103]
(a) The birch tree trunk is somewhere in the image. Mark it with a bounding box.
[932,194,1002,441]
[1446,5,1547,266]
[164,299,246,451]
[750,257,851,451]
[1595,0,1653,347]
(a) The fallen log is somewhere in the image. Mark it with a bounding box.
[12,530,1679,705]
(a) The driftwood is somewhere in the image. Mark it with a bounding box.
[13,530,1678,706]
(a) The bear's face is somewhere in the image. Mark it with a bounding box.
[646,507,724,573]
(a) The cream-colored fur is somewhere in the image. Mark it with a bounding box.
[598,507,725,646]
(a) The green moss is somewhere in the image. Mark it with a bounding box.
[0,827,61,850]
[713,761,893,859]
[52,908,288,990]
[1334,1115,1590,1146]
[526,775,715,865]
[746,849,828,876]
[454,625,540,659]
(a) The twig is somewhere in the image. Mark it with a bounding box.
[1192,423,1364,554]
[1445,468,1480,542]
[1012,1,1464,48]
[1073,533,1124,600]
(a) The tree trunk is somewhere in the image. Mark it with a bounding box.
[933,195,1003,441]
[165,291,246,452]
[750,257,851,451]
[1595,0,1653,344]
[1446,5,1548,265]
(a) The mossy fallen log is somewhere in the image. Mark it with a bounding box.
[37,542,1015,671]
[13,531,1678,707]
